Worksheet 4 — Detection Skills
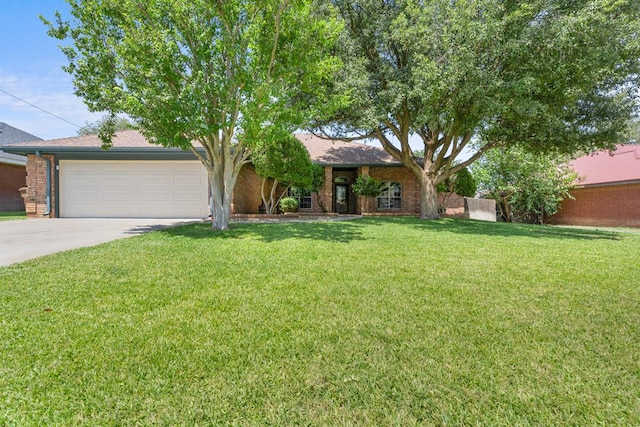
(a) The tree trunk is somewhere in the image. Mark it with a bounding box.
[315,193,327,213]
[419,174,439,220]
[261,178,277,215]
[209,173,233,230]
[207,154,240,231]
[260,178,288,215]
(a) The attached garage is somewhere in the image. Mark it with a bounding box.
[59,160,209,218]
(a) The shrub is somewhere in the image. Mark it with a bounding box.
[352,176,381,197]
[279,197,299,213]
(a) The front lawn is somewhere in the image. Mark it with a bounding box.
[1,217,638,425]
[0,211,26,221]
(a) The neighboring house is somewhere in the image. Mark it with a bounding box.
[0,122,42,212]
[4,130,422,219]
[546,144,640,228]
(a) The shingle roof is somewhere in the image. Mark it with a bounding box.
[295,133,400,166]
[0,123,41,166]
[5,129,401,167]
[5,129,158,149]
[0,122,41,145]
[571,144,640,186]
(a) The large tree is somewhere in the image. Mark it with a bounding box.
[44,0,342,230]
[316,0,640,219]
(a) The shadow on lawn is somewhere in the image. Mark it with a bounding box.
[158,217,624,243]
[159,219,367,243]
[363,216,625,241]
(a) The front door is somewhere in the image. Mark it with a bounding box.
[334,184,349,214]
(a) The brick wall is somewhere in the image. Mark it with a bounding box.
[233,164,264,214]
[232,164,447,216]
[24,154,55,218]
[233,164,337,214]
[318,166,333,213]
[0,163,27,212]
[546,183,640,227]
[369,166,420,214]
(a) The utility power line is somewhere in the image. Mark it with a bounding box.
[0,87,82,129]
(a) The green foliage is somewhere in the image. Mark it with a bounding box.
[309,164,326,193]
[436,167,477,197]
[0,212,26,222]
[351,175,381,197]
[318,0,640,218]
[452,167,477,198]
[252,135,315,189]
[279,197,299,213]
[436,167,477,213]
[309,164,328,212]
[78,115,136,137]
[252,135,315,214]
[42,0,343,229]
[626,119,640,144]
[473,147,579,224]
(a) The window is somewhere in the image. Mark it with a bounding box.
[288,187,312,209]
[377,182,401,209]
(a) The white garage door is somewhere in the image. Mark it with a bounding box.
[60,160,209,218]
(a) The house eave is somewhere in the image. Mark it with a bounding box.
[0,154,26,166]
[316,162,404,168]
[2,146,205,161]
[574,179,640,189]
[2,146,200,154]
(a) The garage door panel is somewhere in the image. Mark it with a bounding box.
[66,192,98,202]
[175,192,204,201]
[103,192,134,202]
[139,178,168,186]
[174,177,204,186]
[139,192,169,201]
[104,178,133,187]
[60,160,208,218]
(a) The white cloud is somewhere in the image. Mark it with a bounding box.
[0,68,102,140]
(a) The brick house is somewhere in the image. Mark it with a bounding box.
[5,130,423,218]
[0,122,42,212]
[546,144,640,228]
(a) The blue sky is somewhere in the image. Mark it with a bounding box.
[0,1,101,140]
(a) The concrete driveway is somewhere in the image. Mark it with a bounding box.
[0,218,196,267]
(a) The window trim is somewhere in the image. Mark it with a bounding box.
[377,181,402,210]
[288,187,312,209]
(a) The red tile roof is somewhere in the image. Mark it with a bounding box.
[571,144,640,186]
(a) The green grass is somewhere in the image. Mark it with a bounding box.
[1,217,639,426]
[0,211,26,221]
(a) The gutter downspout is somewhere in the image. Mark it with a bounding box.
[35,151,51,216]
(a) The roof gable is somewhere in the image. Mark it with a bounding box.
[295,133,400,166]
[0,122,40,166]
[571,144,640,186]
[0,122,42,145]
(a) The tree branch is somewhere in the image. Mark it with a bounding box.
[267,1,289,80]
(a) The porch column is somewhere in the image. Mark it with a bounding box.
[358,166,370,214]
[324,166,333,213]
